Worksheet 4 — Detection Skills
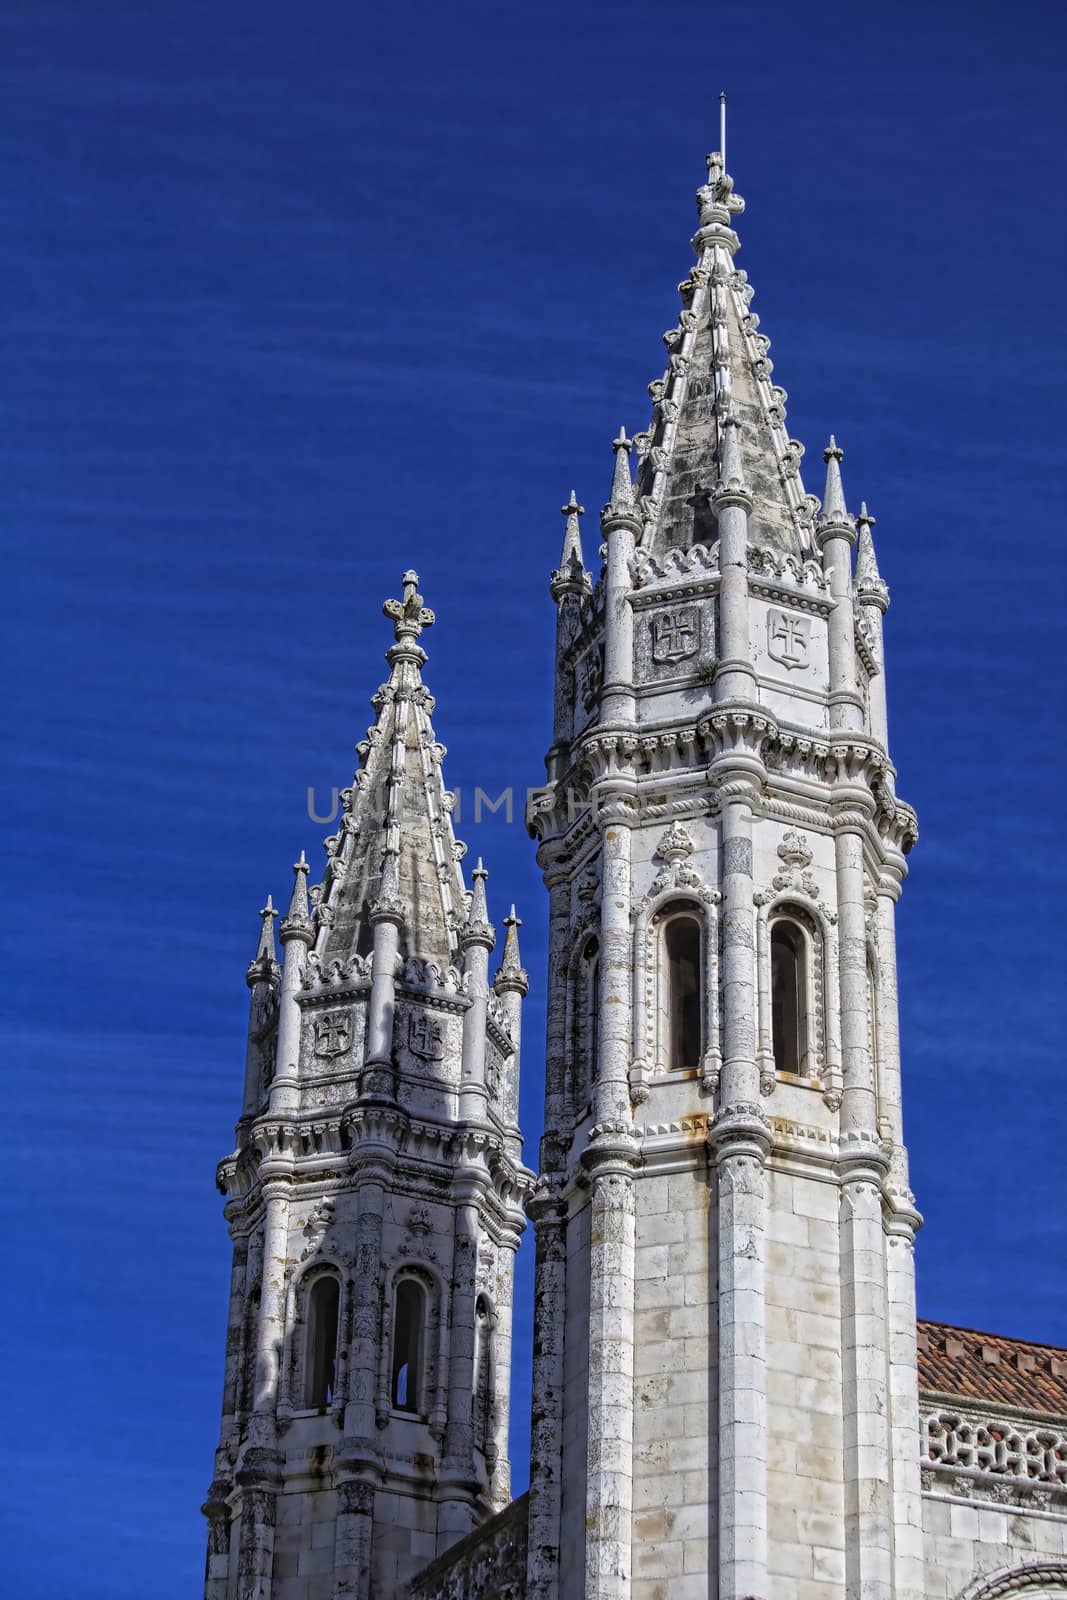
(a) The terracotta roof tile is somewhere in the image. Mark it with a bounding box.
[918,1319,1067,1416]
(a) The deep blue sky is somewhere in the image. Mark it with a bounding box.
[3,2,1065,1595]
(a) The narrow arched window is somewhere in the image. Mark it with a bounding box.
[771,921,805,1075]
[392,1278,425,1413]
[304,1275,340,1408]
[666,914,702,1072]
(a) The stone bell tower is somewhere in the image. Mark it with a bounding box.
[525,154,924,1600]
[202,573,534,1600]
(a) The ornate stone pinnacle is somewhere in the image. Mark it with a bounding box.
[495,903,528,995]
[383,570,435,644]
[463,856,495,950]
[552,490,588,595]
[281,849,314,944]
[817,434,854,540]
[562,489,584,518]
[857,499,875,531]
[602,427,638,527]
[247,894,279,982]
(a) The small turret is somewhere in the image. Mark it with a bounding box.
[550,490,590,599]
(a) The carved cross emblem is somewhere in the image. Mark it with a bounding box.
[408,1011,445,1061]
[651,607,698,663]
[314,1011,351,1058]
[767,608,810,670]
[383,570,435,642]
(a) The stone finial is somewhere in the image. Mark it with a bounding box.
[463,857,496,951]
[855,501,889,612]
[280,849,314,945]
[602,428,639,530]
[247,895,279,985]
[695,150,745,238]
[551,490,589,598]
[494,904,529,997]
[712,409,751,505]
[383,570,435,645]
[816,435,856,545]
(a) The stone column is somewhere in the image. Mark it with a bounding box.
[270,856,313,1118]
[459,863,495,1125]
[361,889,402,1100]
[526,864,571,1600]
[335,1167,389,1600]
[333,1479,377,1600]
[526,1188,567,1600]
[437,1186,484,1551]
[712,413,759,705]
[582,1143,638,1600]
[489,1246,517,1509]
[201,1485,234,1600]
[834,782,892,1600]
[876,883,925,1600]
[251,1178,292,1430]
[708,791,770,1600]
[599,433,638,730]
[581,792,639,1600]
[234,1484,278,1600]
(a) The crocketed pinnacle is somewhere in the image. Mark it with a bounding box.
[494,905,529,996]
[559,490,585,574]
[602,427,637,525]
[280,850,313,944]
[855,502,889,611]
[463,857,496,950]
[247,895,279,985]
[817,436,854,538]
[551,490,589,599]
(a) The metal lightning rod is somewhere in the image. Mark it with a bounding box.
[720,91,727,171]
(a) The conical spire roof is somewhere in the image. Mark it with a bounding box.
[632,154,817,558]
[311,572,476,968]
[603,427,636,521]
[818,436,852,532]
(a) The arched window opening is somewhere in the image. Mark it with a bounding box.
[771,921,805,1075]
[392,1278,425,1414]
[666,914,702,1072]
[304,1275,340,1409]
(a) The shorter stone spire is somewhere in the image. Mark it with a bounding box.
[551,490,590,598]
[855,502,889,611]
[816,436,856,543]
[247,895,279,985]
[463,857,495,950]
[494,905,529,996]
[280,850,314,945]
[602,427,637,524]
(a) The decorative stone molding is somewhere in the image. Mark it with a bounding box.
[407,1491,528,1600]
[921,1406,1067,1512]
[955,1563,1067,1598]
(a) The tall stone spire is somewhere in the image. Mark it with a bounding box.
[311,570,467,969]
[631,153,818,559]
[206,570,534,1600]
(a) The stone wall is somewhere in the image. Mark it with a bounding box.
[408,1491,528,1600]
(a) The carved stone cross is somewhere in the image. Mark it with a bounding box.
[383,570,435,642]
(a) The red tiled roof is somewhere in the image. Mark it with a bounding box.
[918,1319,1067,1416]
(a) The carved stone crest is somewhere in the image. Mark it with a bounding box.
[408,1011,445,1061]
[314,1010,352,1058]
[767,607,810,670]
[773,831,818,898]
[651,607,699,664]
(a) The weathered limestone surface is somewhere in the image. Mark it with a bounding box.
[203,150,1067,1600]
